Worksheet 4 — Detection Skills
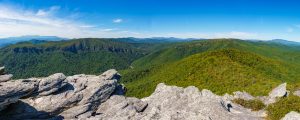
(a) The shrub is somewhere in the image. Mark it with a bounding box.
[232,98,265,111]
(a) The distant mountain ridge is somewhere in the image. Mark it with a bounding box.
[247,39,300,46]
[267,39,300,46]
[0,35,67,47]
[1,35,300,47]
[111,37,199,43]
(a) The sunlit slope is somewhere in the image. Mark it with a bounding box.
[122,39,300,98]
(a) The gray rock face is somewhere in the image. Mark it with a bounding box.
[87,83,265,120]
[35,73,66,96]
[139,83,265,120]
[282,111,300,120]
[1,69,291,120]
[0,69,121,119]
[269,83,287,98]
[0,74,13,82]
[91,95,148,119]
[100,69,121,80]
[0,79,38,111]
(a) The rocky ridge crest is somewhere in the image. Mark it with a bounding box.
[0,67,299,120]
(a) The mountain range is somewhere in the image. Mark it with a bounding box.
[0,35,67,47]
[268,39,300,46]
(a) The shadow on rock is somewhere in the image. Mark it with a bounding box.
[0,100,64,120]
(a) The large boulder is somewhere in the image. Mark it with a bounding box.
[99,69,121,80]
[35,73,66,96]
[282,111,300,120]
[0,79,38,111]
[0,74,13,82]
[0,69,121,119]
[259,83,288,105]
[269,83,288,98]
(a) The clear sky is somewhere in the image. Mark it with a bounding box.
[0,0,299,41]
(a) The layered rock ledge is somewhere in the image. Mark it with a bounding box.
[0,67,299,120]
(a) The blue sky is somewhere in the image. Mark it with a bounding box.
[0,0,299,41]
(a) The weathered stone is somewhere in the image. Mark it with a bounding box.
[0,74,13,82]
[93,95,148,119]
[138,83,265,120]
[60,104,92,119]
[35,73,66,96]
[269,83,287,98]
[282,111,300,120]
[0,70,276,120]
[0,79,38,111]
[128,97,148,112]
[99,69,121,80]
[258,83,288,105]
[89,83,265,120]
[0,69,121,119]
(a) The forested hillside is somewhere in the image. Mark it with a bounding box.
[0,38,164,78]
[121,39,300,98]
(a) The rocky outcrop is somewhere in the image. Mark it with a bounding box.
[87,83,266,120]
[0,69,296,120]
[0,79,37,111]
[0,69,121,119]
[258,83,288,105]
[141,83,266,120]
[32,73,66,96]
[282,111,300,120]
